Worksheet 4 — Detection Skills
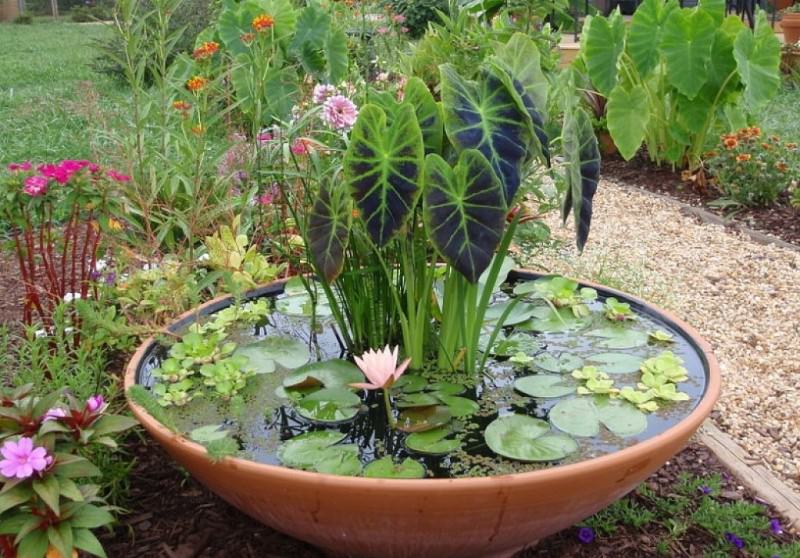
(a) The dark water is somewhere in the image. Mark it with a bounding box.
[136,280,709,478]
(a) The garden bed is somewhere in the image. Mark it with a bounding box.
[601,154,800,247]
[99,436,799,557]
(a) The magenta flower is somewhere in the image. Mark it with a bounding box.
[291,138,311,155]
[23,175,49,197]
[7,161,32,172]
[257,131,273,144]
[108,170,131,183]
[312,83,338,104]
[0,437,51,479]
[321,95,358,130]
[42,407,67,422]
[350,346,411,391]
[86,394,105,413]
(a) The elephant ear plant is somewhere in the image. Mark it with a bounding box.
[300,32,600,375]
[581,0,781,168]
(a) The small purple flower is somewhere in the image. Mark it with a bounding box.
[769,518,783,535]
[698,485,712,495]
[104,272,117,286]
[86,395,105,413]
[89,269,102,281]
[577,527,595,544]
[0,437,52,479]
[724,532,744,549]
[42,408,67,422]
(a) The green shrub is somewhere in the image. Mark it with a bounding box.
[71,4,112,21]
[13,13,33,23]
[387,0,448,38]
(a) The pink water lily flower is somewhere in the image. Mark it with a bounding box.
[350,346,411,391]
[0,437,52,479]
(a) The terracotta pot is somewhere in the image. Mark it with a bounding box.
[783,13,800,45]
[125,271,720,558]
[774,0,794,11]
[597,131,618,157]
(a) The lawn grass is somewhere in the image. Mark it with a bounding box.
[758,83,800,143]
[0,19,124,164]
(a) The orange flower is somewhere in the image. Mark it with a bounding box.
[723,136,738,150]
[172,100,192,111]
[186,76,208,92]
[252,14,274,32]
[748,126,761,137]
[735,153,751,162]
[787,143,798,150]
[761,142,771,150]
[192,41,220,60]
[240,32,255,43]
[769,135,780,142]
[191,124,205,135]
[775,161,788,172]
[352,208,360,218]
[704,150,718,159]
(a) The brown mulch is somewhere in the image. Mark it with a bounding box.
[0,252,23,326]
[601,154,800,247]
[99,437,795,558]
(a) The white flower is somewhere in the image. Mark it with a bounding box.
[94,259,107,272]
[63,292,81,303]
[34,329,48,339]
[197,253,210,262]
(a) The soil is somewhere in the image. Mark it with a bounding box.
[601,154,800,247]
[0,252,23,326]
[100,437,797,557]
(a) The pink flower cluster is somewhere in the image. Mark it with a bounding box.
[0,437,52,479]
[312,83,338,104]
[6,160,131,198]
[321,95,359,130]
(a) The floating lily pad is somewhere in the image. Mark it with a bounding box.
[514,374,576,398]
[237,336,310,373]
[533,352,584,374]
[396,393,440,408]
[436,394,479,417]
[586,327,648,349]
[275,281,332,318]
[484,414,578,462]
[549,396,648,438]
[313,444,362,476]
[296,388,362,424]
[275,384,320,401]
[480,331,541,356]
[406,427,461,455]
[189,424,229,443]
[397,405,452,433]
[283,359,364,389]
[588,352,643,374]
[392,374,427,393]
[429,382,465,395]
[483,300,539,326]
[277,431,347,469]
[363,456,426,479]
[520,307,591,333]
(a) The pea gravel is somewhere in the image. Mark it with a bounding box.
[519,180,800,490]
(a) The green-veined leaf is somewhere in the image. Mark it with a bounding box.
[308,181,351,282]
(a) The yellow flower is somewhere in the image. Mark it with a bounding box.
[108,218,124,231]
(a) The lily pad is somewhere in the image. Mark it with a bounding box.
[480,331,541,356]
[396,393,440,408]
[283,359,364,389]
[275,282,333,318]
[520,307,591,333]
[296,388,362,424]
[363,456,426,479]
[586,327,648,349]
[406,427,461,455]
[429,382,466,395]
[484,414,578,462]
[313,444,362,476]
[533,352,584,374]
[237,336,310,372]
[483,300,539,326]
[514,374,576,398]
[587,352,643,374]
[392,374,427,393]
[436,394,479,417]
[189,424,229,443]
[397,405,452,433]
[277,430,348,469]
[549,396,648,438]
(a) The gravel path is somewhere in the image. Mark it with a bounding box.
[520,179,800,491]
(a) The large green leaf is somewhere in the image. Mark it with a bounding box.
[344,104,424,246]
[659,8,715,99]
[308,181,351,282]
[606,84,650,160]
[698,0,725,26]
[561,108,600,252]
[289,5,329,69]
[263,67,300,123]
[582,11,627,96]
[733,11,781,109]
[216,0,298,55]
[403,77,444,155]
[423,150,507,283]
[700,16,746,102]
[494,33,548,113]
[439,64,533,203]
[325,28,348,84]
[627,0,677,76]
[484,414,578,462]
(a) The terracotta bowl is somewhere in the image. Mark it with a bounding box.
[124,271,720,558]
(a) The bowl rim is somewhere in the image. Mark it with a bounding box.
[124,269,721,491]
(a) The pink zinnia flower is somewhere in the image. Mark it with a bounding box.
[23,175,49,197]
[7,161,32,172]
[257,131,273,144]
[86,395,105,413]
[42,408,67,422]
[38,164,70,184]
[392,14,406,23]
[312,83,338,104]
[350,346,411,391]
[0,437,51,479]
[107,170,131,183]
[321,95,358,130]
[376,26,390,35]
[291,138,312,155]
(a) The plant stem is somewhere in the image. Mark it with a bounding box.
[382,388,396,428]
